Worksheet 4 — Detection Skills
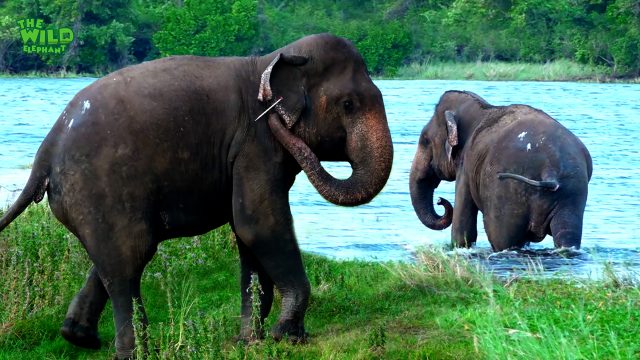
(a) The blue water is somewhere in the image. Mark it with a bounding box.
[1,78,639,278]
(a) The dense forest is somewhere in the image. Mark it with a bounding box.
[1,0,639,77]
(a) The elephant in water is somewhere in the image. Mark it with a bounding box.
[410,90,591,252]
[0,34,393,358]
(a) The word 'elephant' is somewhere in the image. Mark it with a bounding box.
[0,34,393,359]
[410,90,591,251]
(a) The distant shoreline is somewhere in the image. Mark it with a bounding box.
[2,60,638,83]
[386,59,639,83]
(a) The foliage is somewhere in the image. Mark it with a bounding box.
[1,204,640,358]
[0,0,639,78]
[152,0,258,57]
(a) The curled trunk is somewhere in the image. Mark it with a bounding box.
[268,113,392,206]
[409,147,453,230]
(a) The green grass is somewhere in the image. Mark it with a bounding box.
[1,204,639,359]
[390,59,626,82]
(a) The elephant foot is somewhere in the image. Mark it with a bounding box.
[271,320,307,343]
[234,327,265,344]
[60,318,101,350]
[114,347,134,360]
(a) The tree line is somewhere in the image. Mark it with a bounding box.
[1,0,639,77]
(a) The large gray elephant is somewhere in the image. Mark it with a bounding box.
[410,90,591,251]
[0,34,393,358]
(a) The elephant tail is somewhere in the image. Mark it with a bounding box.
[0,169,49,233]
[497,173,559,191]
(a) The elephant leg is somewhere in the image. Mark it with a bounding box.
[451,178,478,248]
[483,212,529,251]
[550,205,584,249]
[236,237,275,341]
[108,273,149,360]
[81,222,157,359]
[232,174,310,342]
[238,232,309,342]
[60,265,108,349]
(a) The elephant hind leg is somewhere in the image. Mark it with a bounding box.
[61,266,108,349]
[79,221,158,359]
[550,206,584,249]
[484,213,530,251]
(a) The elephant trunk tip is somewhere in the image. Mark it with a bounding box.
[409,169,453,231]
[431,197,453,230]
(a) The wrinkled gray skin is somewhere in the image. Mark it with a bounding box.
[410,90,591,251]
[0,34,393,359]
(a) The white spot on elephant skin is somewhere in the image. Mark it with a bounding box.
[518,131,527,141]
[81,100,91,114]
[527,143,531,151]
[538,136,545,146]
[68,118,74,129]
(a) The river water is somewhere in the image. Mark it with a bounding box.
[1,78,639,278]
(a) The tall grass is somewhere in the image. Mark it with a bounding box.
[1,204,639,359]
[0,205,90,349]
[393,59,614,82]
[389,247,640,359]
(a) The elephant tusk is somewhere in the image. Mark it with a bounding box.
[254,97,283,122]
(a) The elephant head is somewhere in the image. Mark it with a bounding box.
[258,34,393,206]
[409,90,489,229]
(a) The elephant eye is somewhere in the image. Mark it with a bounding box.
[343,99,354,114]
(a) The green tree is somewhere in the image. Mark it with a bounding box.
[0,15,20,71]
[152,0,258,57]
[506,0,572,62]
[0,0,166,73]
[440,0,514,61]
[605,0,640,76]
[341,20,413,75]
[261,1,412,76]
[1,0,639,76]
[70,0,138,73]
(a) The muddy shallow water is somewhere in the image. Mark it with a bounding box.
[1,78,639,278]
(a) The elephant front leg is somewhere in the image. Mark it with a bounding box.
[232,172,310,343]
[236,238,275,342]
[451,177,478,248]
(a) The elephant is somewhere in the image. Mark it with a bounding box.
[409,90,592,252]
[0,34,393,358]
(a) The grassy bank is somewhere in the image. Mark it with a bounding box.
[1,205,639,359]
[4,60,639,83]
[391,59,629,82]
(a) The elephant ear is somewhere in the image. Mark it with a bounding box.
[258,53,308,129]
[444,110,459,162]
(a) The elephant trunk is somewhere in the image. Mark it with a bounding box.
[268,112,393,206]
[409,146,453,230]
